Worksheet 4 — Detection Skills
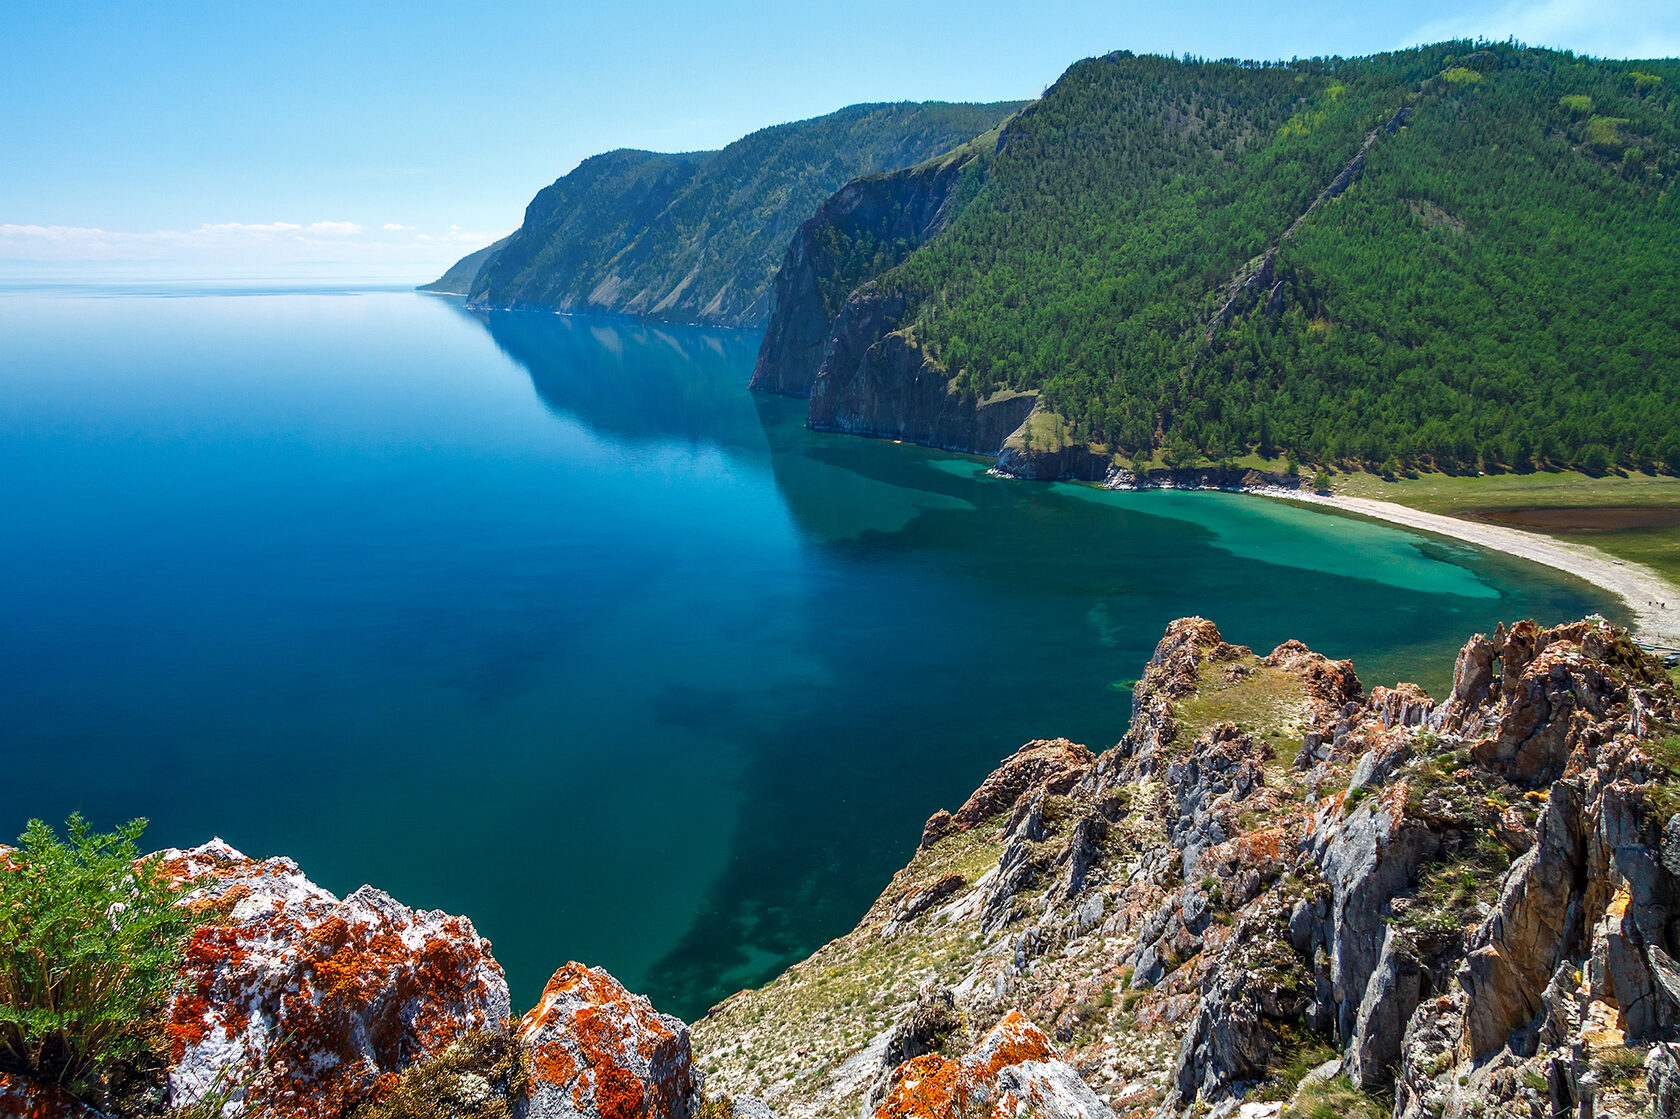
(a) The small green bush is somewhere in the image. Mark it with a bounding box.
[0,814,199,1104]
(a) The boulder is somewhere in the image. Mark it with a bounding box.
[873,1012,1112,1119]
[517,962,700,1119]
[156,839,510,1118]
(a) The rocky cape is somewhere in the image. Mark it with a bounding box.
[6,616,1680,1119]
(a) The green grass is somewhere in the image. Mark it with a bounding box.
[1333,468,1680,586]
[1291,1073,1389,1119]
[1009,410,1078,454]
[1171,656,1311,750]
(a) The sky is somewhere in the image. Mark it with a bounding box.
[2,0,1676,282]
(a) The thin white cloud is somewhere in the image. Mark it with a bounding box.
[0,220,512,280]
[196,221,304,234]
[1407,0,1680,58]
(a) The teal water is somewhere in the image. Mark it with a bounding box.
[0,288,1614,1019]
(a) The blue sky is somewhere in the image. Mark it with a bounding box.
[3,0,1675,281]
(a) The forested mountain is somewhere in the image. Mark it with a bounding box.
[764,43,1680,472]
[427,101,1022,325]
[416,235,509,295]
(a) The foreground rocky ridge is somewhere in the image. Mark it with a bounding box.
[694,616,1680,1119]
[7,617,1679,1119]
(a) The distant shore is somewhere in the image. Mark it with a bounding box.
[1251,486,1680,652]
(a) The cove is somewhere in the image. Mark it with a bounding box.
[0,288,1616,1020]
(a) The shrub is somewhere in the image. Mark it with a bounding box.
[0,815,199,1104]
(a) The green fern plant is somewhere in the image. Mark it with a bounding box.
[0,814,200,1105]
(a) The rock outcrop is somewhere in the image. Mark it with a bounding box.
[872,1012,1112,1119]
[696,615,1680,1119]
[0,845,713,1119]
[156,839,512,1118]
[518,963,702,1119]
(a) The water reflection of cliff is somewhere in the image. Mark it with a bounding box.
[465,304,769,455]
[447,298,991,548]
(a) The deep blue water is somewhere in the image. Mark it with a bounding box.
[0,288,1614,1018]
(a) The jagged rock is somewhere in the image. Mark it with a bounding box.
[517,962,700,1119]
[696,615,1680,1119]
[944,739,1094,838]
[1651,1043,1680,1119]
[728,1097,779,1119]
[882,989,962,1067]
[1172,892,1312,1105]
[1345,927,1424,1089]
[883,874,967,937]
[155,839,511,1118]
[1451,632,1499,710]
[1314,801,1440,1050]
[873,1012,1112,1119]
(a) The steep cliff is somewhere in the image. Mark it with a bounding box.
[695,616,1680,1119]
[750,131,1000,398]
[801,284,1036,454]
[441,101,1021,326]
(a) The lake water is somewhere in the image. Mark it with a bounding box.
[0,287,1613,1019]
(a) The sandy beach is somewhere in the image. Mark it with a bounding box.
[1253,487,1680,652]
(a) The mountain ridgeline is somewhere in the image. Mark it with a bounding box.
[757,43,1680,476]
[428,101,1023,325]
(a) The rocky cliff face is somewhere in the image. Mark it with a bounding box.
[751,143,991,399]
[694,616,1680,1119]
[748,129,1043,459]
[801,285,1036,454]
[9,616,1678,1119]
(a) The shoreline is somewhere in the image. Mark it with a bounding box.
[1244,485,1680,652]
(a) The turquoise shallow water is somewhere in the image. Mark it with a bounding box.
[0,288,1615,1018]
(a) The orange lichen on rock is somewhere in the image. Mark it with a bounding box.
[518,962,699,1119]
[156,839,510,1119]
[874,1013,1110,1119]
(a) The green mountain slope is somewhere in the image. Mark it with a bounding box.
[417,235,510,295]
[437,101,1022,325]
[765,44,1680,473]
